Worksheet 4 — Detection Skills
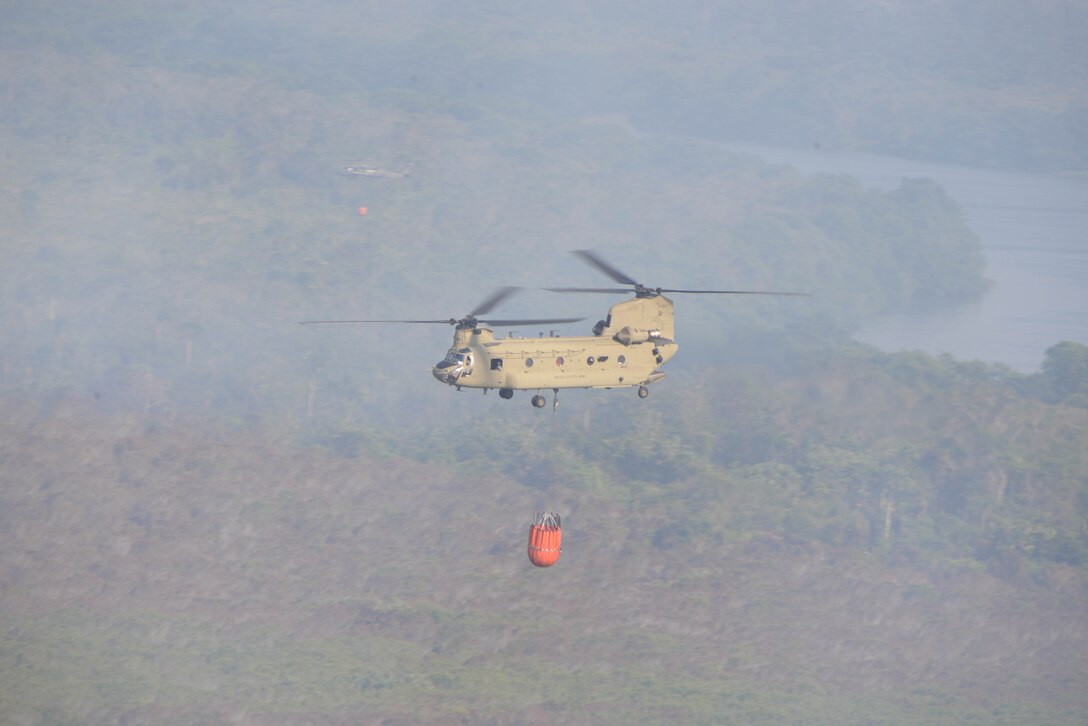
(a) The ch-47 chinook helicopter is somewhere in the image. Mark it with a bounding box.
[301,251,807,410]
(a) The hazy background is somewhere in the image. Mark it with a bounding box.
[2,2,1086,724]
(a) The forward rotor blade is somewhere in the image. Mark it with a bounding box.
[544,287,632,294]
[480,317,586,327]
[470,286,521,317]
[545,285,810,297]
[299,319,455,325]
[572,250,638,286]
[658,288,811,296]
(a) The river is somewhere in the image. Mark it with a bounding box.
[729,143,1088,373]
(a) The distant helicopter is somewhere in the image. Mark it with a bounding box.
[341,162,414,179]
[301,251,807,410]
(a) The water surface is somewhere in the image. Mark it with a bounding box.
[731,143,1088,372]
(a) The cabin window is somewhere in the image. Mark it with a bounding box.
[525,357,534,368]
[491,358,503,371]
[586,356,595,365]
[556,357,564,366]
[597,355,608,362]
[618,355,626,365]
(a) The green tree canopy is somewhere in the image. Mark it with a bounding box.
[1042,341,1088,404]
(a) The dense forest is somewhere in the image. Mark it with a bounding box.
[4,0,1086,173]
[2,2,1086,724]
[3,346,1087,724]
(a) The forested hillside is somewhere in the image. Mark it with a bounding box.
[2,347,1086,724]
[2,3,1086,724]
[4,0,1086,173]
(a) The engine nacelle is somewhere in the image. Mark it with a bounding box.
[613,326,661,346]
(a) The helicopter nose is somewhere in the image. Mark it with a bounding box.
[433,360,458,384]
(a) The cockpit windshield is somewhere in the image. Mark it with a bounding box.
[443,350,474,367]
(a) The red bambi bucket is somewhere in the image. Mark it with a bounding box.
[527,512,562,567]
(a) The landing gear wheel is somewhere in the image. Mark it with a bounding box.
[531,394,546,408]
[499,388,514,400]
[638,385,649,399]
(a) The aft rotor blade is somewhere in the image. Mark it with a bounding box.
[544,287,632,294]
[470,286,521,317]
[658,288,811,296]
[299,318,456,325]
[572,250,638,286]
[480,317,585,327]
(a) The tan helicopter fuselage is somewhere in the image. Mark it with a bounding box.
[432,295,677,392]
